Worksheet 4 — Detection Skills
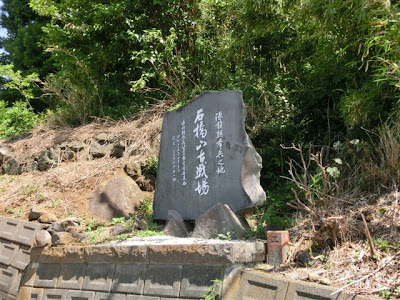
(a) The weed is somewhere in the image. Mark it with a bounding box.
[138,197,153,218]
[115,233,133,241]
[0,187,5,193]
[395,286,400,297]
[106,216,135,231]
[380,289,392,299]
[374,238,390,253]
[5,207,24,217]
[23,185,40,196]
[203,279,222,300]
[47,199,62,209]
[378,208,386,217]
[217,232,232,240]
[135,229,163,238]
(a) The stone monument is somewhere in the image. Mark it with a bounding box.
[153,90,266,220]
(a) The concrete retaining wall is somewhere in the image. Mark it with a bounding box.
[0,217,377,300]
[18,241,266,300]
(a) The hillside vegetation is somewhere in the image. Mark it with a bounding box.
[0,0,399,298]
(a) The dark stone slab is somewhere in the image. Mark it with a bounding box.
[82,264,115,292]
[57,264,86,290]
[143,265,182,297]
[180,265,224,299]
[154,90,266,220]
[111,264,146,294]
[34,263,61,288]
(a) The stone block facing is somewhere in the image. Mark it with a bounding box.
[0,290,16,300]
[0,241,19,266]
[82,264,115,292]
[11,245,31,271]
[235,271,289,300]
[94,292,127,300]
[14,222,41,246]
[127,296,160,300]
[0,218,20,242]
[66,290,95,300]
[0,264,21,295]
[143,265,182,297]
[285,280,341,300]
[111,264,146,294]
[16,287,44,300]
[42,289,68,300]
[57,264,86,290]
[34,263,61,288]
[179,265,224,299]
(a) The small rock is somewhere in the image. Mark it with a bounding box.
[37,151,56,171]
[28,207,43,221]
[110,225,130,236]
[134,216,148,231]
[95,133,108,144]
[163,210,189,237]
[295,251,312,266]
[34,230,52,247]
[191,203,247,239]
[52,232,76,246]
[49,223,65,233]
[3,158,22,175]
[61,217,80,229]
[38,213,58,224]
[124,162,142,180]
[59,141,84,152]
[110,142,125,158]
[136,176,155,192]
[89,140,109,158]
[61,151,75,161]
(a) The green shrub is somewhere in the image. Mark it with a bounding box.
[0,101,39,138]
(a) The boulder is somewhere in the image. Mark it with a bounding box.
[34,230,52,247]
[163,210,190,237]
[191,203,247,239]
[52,232,76,246]
[87,176,144,221]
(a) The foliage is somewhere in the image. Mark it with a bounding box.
[134,229,163,238]
[0,100,38,138]
[203,279,222,300]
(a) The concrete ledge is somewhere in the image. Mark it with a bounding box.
[31,241,266,265]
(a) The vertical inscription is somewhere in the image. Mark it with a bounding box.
[193,108,209,196]
[215,111,226,175]
[172,135,176,182]
[181,120,187,186]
